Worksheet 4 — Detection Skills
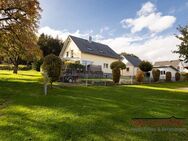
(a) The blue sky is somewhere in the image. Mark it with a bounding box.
[39,0,188,62]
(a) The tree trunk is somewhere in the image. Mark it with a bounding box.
[13,64,18,74]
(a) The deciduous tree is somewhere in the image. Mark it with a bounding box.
[42,54,62,88]
[0,0,42,73]
[139,61,153,73]
[174,25,188,62]
[38,33,63,57]
[0,0,41,32]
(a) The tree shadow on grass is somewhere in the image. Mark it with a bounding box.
[0,80,188,140]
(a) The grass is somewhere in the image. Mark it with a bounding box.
[0,70,188,141]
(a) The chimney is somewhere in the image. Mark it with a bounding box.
[89,36,92,43]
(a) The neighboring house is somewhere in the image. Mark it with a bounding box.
[153,66,179,80]
[59,35,120,75]
[121,54,142,77]
[184,63,188,73]
[153,60,185,80]
[154,60,185,72]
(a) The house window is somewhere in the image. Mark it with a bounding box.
[160,71,166,75]
[66,51,69,57]
[126,67,129,72]
[71,50,74,58]
[103,63,108,69]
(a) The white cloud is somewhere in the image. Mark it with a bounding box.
[38,26,180,63]
[121,1,176,33]
[99,35,180,62]
[38,26,92,40]
[137,1,156,16]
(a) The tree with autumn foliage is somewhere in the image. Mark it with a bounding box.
[0,28,42,73]
[0,0,42,73]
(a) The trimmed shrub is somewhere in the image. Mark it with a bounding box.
[112,68,121,84]
[175,72,181,81]
[110,61,126,70]
[182,73,188,81]
[110,61,126,84]
[166,72,172,81]
[139,61,153,73]
[136,70,144,83]
[42,54,62,88]
[152,69,160,82]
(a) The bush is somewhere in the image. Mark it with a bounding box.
[0,64,31,70]
[42,54,62,88]
[152,69,160,82]
[0,65,12,70]
[112,68,121,84]
[110,61,126,84]
[166,72,172,81]
[182,73,188,81]
[110,61,126,70]
[136,71,144,83]
[32,59,43,71]
[139,61,153,73]
[175,72,181,81]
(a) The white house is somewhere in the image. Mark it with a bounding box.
[153,66,179,80]
[121,54,142,77]
[154,60,185,72]
[59,35,119,75]
[153,60,185,80]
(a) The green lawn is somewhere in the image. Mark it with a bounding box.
[0,70,188,141]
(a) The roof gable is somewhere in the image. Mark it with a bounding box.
[122,54,142,67]
[69,35,120,59]
[154,60,181,68]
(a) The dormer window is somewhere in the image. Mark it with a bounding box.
[87,47,93,51]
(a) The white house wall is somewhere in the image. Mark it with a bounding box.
[59,38,82,60]
[81,53,118,74]
[151,67,178,80]
[121,58,139,77]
